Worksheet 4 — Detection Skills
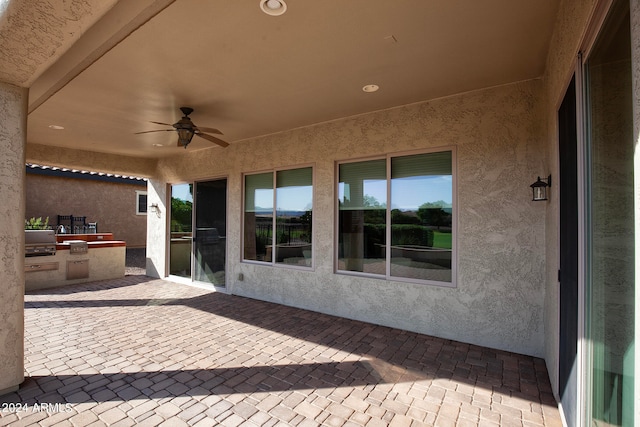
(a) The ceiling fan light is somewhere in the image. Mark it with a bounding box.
[136,107,227,149]
[260,0,286,16]
[177,128,195,148]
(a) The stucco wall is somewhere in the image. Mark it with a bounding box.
[26,173,147,247]
[26,143,158,178]
[150,79,547,357]
[0,81,26,395]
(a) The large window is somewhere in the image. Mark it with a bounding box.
[337,149,454,286]
[244,166,313,268]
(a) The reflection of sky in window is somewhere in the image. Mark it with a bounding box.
[338,180,386,204]
[277,186,312,211]
[340,176,452,210]
[254,189,273,210]
[253,186,312,211]
[392,176,452,210]
[177,175,450,211]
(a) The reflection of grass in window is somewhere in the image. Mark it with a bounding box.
[433,231,452,249]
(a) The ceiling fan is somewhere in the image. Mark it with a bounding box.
[135,107,228,149]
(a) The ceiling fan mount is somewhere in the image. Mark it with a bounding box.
[135,106,228,149]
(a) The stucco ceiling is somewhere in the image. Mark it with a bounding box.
[2,0,560,159]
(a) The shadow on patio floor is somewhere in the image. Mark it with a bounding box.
[5,277,561,426]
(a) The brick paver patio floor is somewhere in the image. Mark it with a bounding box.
[1,276,562,426]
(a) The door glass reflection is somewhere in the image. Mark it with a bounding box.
[169,184,192,278]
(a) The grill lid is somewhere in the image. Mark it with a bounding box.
[25,230,57,257]
[25,229,56,245]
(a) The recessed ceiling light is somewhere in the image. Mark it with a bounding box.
[362,84,380,93]
[48,125,64,130]
[260,0,287,16]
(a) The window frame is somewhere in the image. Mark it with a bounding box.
[136,190,148,215]
[334,147,457,288]
[242,164,315,270]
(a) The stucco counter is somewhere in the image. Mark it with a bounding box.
[25,239,126,291]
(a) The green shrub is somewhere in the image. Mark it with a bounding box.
[391,224,434,247]
[361,223,435,251]
[25,217,50,230]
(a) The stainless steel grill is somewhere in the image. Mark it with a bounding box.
[25,230,57,257]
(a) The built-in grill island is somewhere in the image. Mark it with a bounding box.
[24,231,126,291]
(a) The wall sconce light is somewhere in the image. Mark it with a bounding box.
[149,203,161,216]
[530,175,551,201]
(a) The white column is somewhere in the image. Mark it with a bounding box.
[146,178,168,278]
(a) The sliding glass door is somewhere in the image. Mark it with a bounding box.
[169,179,227,286]
[584,1,634,424]
[169,184,193,278]
[193,179,227,285]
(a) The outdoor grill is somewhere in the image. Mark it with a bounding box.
[25,230,57,257]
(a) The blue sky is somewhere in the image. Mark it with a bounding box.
[173,183,313,211]
[253,186,313,211]
[172,184,193,202]
[339,175,452,210]
[175,175,452,211]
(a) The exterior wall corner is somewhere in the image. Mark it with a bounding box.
[0,81,27,395]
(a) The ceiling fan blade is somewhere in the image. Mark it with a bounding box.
[150,121,174,127]
[134,129,175,134]
[196,132,229,147]
[196,126,223,135]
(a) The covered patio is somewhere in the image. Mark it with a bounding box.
[1,277,561,426]
[2,0,639,425]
